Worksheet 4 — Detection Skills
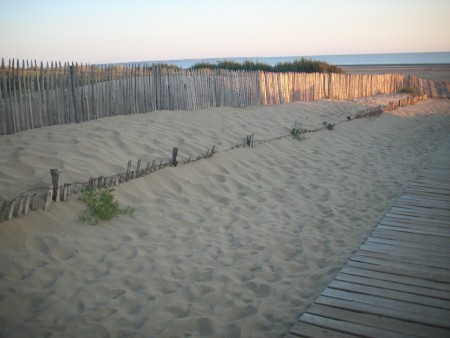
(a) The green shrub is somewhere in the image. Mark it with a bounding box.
[398,87,421,97]
[79,186,135,225]
[290,123,307,140]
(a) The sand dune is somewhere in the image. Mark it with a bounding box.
[1,95,450,337]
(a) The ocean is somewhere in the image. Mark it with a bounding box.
[150,52,450,69]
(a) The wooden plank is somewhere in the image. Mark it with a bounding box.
[397,195,450,207]
[298,313,405,338]
[410,181,450,190]
[288,322,360,338]
[346,259,450,283]
[389,207,450,221]
[379,222,450,239]
[411,182,450,190]
[406,184,450,193]
[367,236,450,254]
[377,224,450,237]
[351,252,450,275]
[328,280,450,309]
[381,214,450,229]
[391,204,450,216]
[315,295,450,330]
[359,237,450,258]
[395,198,450,210]
[335,272,450,299]
[379,220,450,236]
[382,213,450,228]
[305,303,450,337]
[360,241,450,263]
[320,289,450,327]
[366,236,450,257]
[341,265,450,291]
[405,188,450,199]
[355,250,450,274]
[372,228,450,247]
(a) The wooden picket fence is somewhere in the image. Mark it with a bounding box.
[1,58,447,136]
[0,95,429,224]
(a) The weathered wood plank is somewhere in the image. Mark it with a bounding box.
[389,207,450,221]
[367,236,450,254]
[346,259,450,283]
[372,228,450,246]
[359,242,450,265]
[288,322,360,338]
[359,238,450,258]
[328,280,450,309]
[377,224,450,238]
[351,252,450,275]
[321,289,450,327]
[315,295,450,330]
[382,213,450,228]
[298,313,405,338]
[378,224,450,240]
[379,220,450,235]
[335,272,450,299]
[306,303,450,337]
[395,198,450,210]
[340,266,450,291]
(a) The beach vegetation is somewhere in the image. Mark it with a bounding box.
[79,186,134,225]
[290,123,307,140]
[398,87,421,97]
[190,58,343,74]
[150,63,183,71]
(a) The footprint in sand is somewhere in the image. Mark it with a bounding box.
[25,237,50,255]
[51,246,77,261]
[245,281,272,298]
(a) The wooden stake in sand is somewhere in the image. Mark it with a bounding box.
[171,147,179,166]
[136,159,142,177]
[126,160,132,181]
[50,169,61,201]
[45,185,53,211]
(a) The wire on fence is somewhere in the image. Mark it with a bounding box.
[0,95,427,223]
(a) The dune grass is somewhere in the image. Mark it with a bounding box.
[189,57,343,73]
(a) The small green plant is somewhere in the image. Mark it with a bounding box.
[290,123,307,141]
[79,186,135,225]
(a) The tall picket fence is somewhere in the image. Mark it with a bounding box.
[1,58,448,135]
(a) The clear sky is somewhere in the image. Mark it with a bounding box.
[1,0,449,64]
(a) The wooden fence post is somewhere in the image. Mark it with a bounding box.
[126,160,132,181]
[50,169,61,201]
[7,200,16,221]
[136,159,142,177]
[45,185,53,211]
[31,193,38,211]
[23,194,31,215]
[16,196,25,218]
[171,147,178,166]
[0,201,8,223]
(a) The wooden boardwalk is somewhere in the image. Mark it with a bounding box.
[286,137,450,338]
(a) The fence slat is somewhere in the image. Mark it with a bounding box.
[1,61,447,136]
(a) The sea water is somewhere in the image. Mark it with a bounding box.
[150,52,450,68]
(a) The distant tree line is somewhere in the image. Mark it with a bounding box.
[188,57,344,73]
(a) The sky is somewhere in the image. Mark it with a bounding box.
[1,0,450,64]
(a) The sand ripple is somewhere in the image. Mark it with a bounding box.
[0,96,449,337]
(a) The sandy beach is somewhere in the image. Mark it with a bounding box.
[1,92,450,337]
